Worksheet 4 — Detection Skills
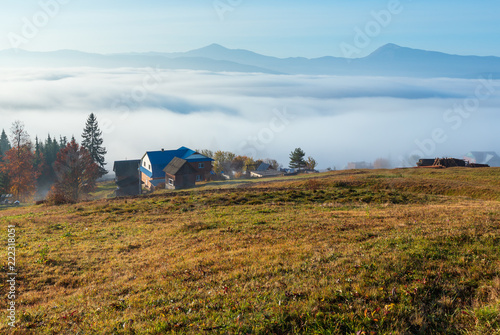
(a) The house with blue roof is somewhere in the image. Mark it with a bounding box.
[140,146,213,190]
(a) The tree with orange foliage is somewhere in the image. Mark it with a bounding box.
[0,121,40,201]
[48,139,99,204]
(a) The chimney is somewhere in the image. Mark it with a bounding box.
[161,148,164,152]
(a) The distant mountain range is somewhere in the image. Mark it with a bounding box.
[1,43,500,78]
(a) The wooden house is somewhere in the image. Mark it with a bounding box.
[140,147,213,191]
[163,157,198,190]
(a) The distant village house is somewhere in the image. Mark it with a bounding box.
[140,147,213,191]
[249,162,284,178]
[113,146,213,195]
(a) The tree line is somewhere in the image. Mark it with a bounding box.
[0,113,107,204]
[198,147,317,178]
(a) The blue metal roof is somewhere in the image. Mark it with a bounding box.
[185,153,214,162]
[140,166,153,178]
[143,147,213,179]
[256,162,271,171]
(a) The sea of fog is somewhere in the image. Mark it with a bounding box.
[0,67,499,170]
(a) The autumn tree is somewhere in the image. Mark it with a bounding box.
[289,148,306,169]
[213,151,236,174]
[0,170,8,194]
[48,139,99,204]
[82,113,107,177]
[230,155,248,172]
[0,122,40,201]
[305,156,317,170]
[198,149,214,159]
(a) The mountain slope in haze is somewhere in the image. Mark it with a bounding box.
[356,43,500,78]
[1,44,500,78]
[0,48,281,74]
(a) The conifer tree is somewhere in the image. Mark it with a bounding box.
[289,148,306,169]
[33,137,45,185]
[0,131,9,193]
[81,113,107,177]
[0,129,11,154]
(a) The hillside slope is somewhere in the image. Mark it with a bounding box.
[1,168,499,334]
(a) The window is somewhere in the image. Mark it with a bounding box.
[168,178,174,186]
[198,163,205,169]
[196,175,202,182]
[143,161,146,167]
[149,164,151,170]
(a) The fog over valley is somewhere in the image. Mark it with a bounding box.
[1,67,499,170]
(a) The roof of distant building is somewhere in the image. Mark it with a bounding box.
[141,147,213,179]
[163,157,198,176]
[256,162,271,171]
[113,159,140,177]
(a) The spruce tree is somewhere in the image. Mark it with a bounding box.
[0,130,9,193]
[81,113,107,177]
[33,137,45,181]
[0,129,11,154]
[289,148,306,169]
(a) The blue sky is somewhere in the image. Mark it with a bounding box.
[1,0,499,58]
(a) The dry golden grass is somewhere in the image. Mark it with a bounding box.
[1,168,499,334]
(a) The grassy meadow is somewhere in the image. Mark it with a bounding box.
[1,168,499,334]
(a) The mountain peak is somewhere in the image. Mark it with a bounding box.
[366,43,417,59]
[198,43,228,51]
[379,43,403,50]
[372,43,405,54]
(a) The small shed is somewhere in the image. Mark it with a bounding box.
[163,157,198,190]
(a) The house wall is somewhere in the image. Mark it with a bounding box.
[141,172,164,190]
[141,155,153,174]
[188,161,212,181]
[166,174,176,190]
[165,172,196,190]
[141,172,151,188]
[182,174,196,188]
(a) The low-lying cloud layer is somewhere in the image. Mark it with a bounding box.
[1,67,499,169]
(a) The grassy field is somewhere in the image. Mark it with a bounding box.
[91,180,118,200]
[1,168,499,334]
